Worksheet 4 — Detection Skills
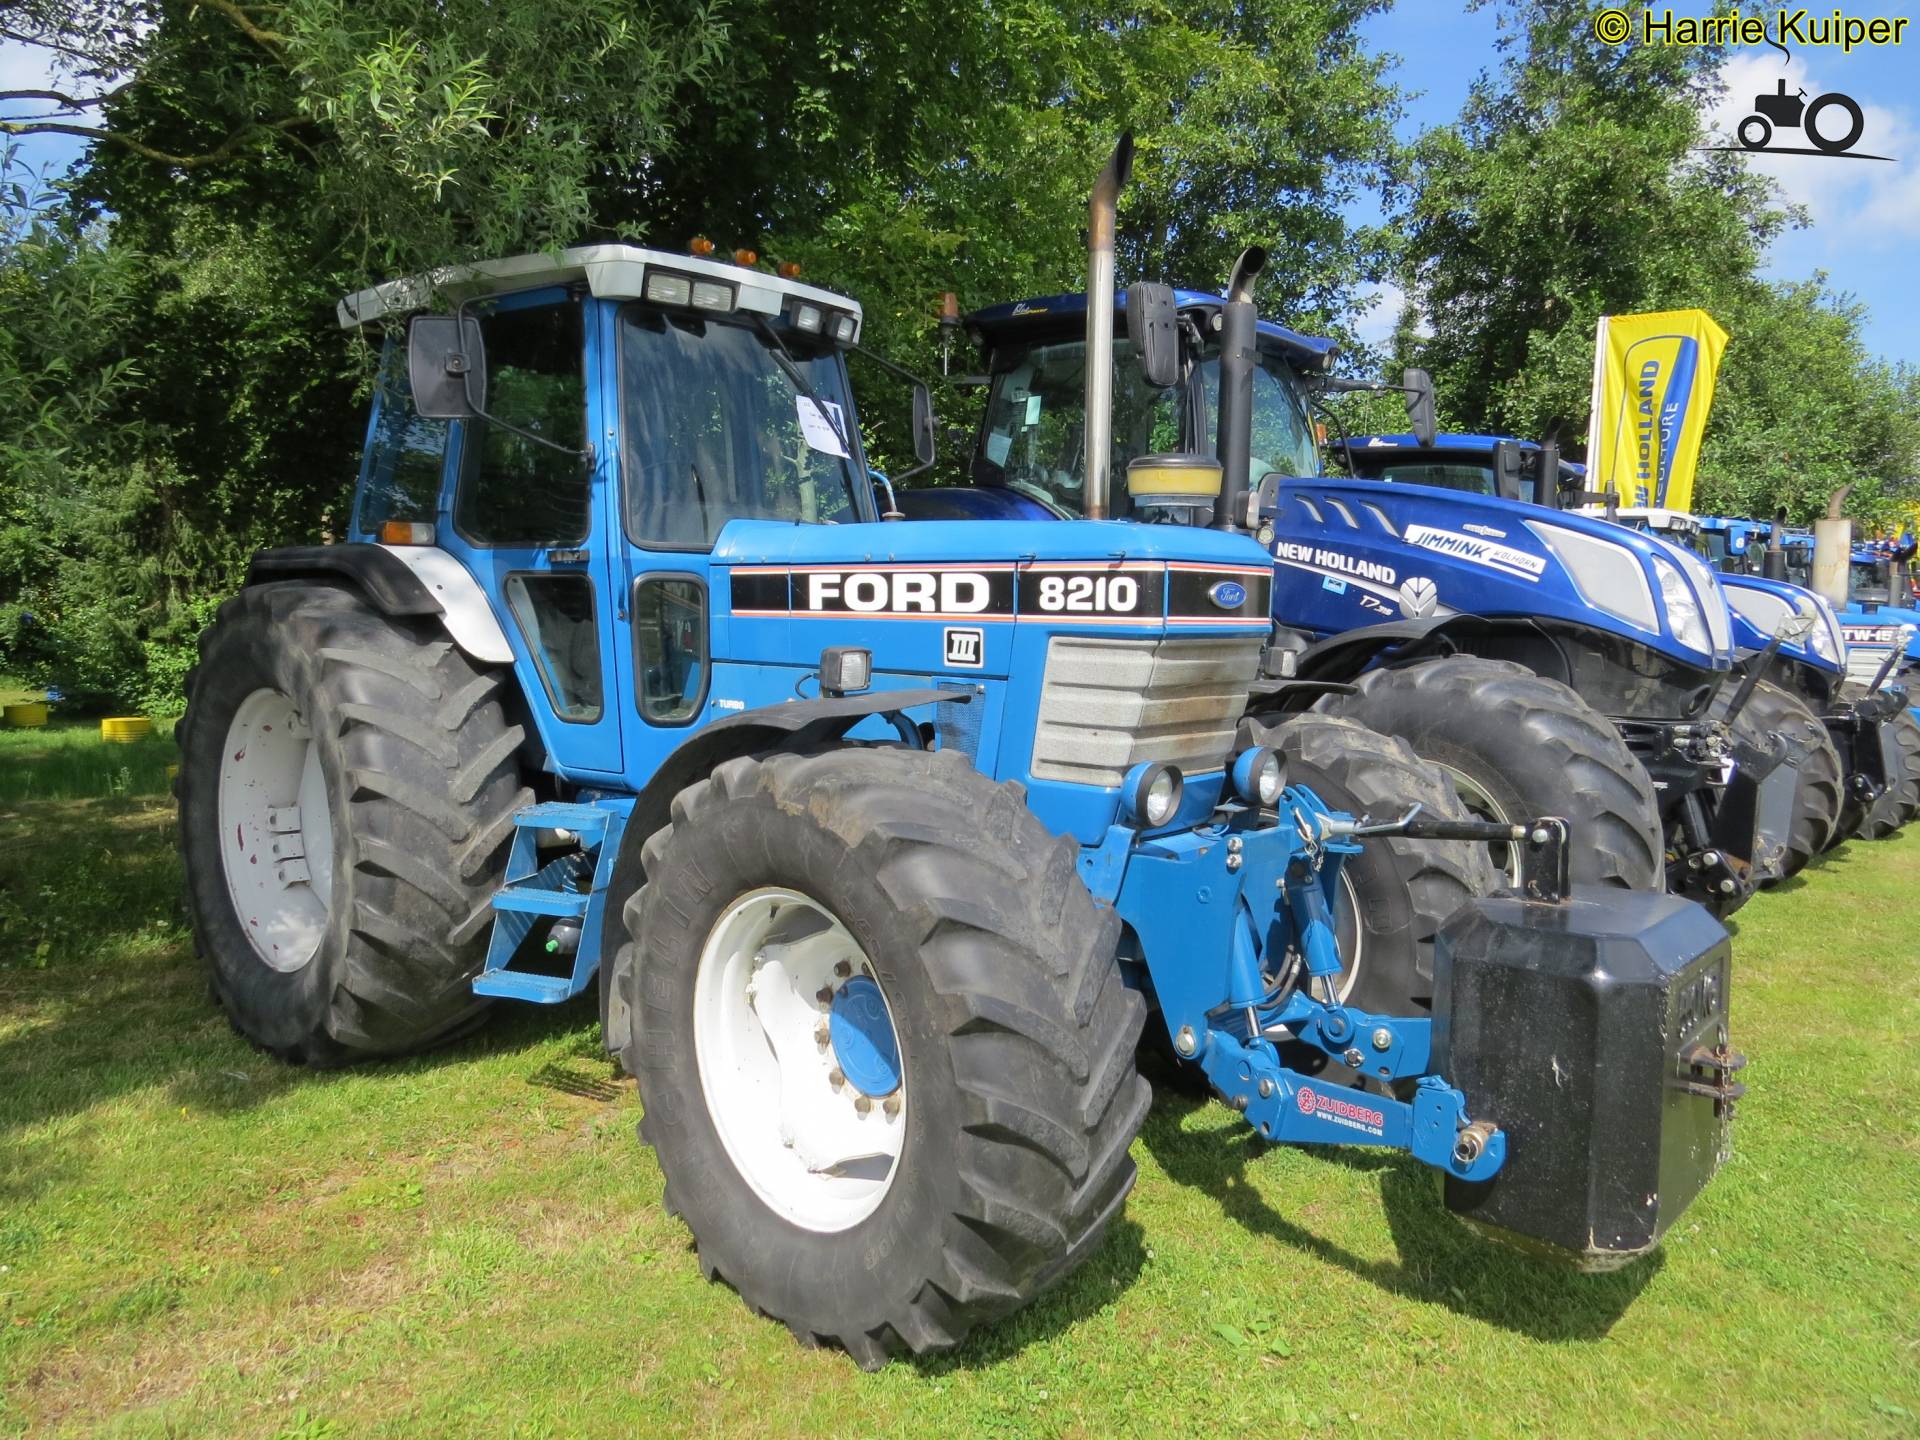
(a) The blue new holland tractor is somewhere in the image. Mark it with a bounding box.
[175,140,1741,1366]
[909,294,1797,918]
[1621,510,1920,847]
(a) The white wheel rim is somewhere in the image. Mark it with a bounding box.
[1434,762,1520,886]
[217,688,334,973]
[693,887,906,1233]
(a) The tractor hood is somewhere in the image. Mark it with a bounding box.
[1266,477,1735,671]
[1719,573,1847,677]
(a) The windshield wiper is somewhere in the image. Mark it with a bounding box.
[748,314,852,457]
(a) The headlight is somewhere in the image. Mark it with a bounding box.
[1525,522,1657,633]
[1230,746,1285,807]
[1650,553,1711,655]
[1122,761,1183,828]
[1668,543,1733,654]
[1801,594,1844,664]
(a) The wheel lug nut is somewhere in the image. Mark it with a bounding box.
[815,1021,831,1049]
[882,1095,901,1118]
[828,1068,845,1090]
[815,985,834,1005]
[833,960,853,978]
[854,1095,873,1115]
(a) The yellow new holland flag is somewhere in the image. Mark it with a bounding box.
[1585,310,1728,512]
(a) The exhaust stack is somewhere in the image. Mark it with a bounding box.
[1083,134,1133,521]
[1213,246,1267,533]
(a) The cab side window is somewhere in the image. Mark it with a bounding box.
[355,338,448,535]
[456,299,589,544]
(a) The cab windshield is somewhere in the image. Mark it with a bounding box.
[974,333,1319,515]
[621,309,865,548]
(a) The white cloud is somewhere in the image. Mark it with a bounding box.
[1704,51,1920,246]
[1351,279,1412,349]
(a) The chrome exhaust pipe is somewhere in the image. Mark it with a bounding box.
[1084,133,1133,521]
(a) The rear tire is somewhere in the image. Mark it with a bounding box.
[1709,678,1841,877]
[1317,657,1664,891]
[1240,712,1499,1011]
[617,747,1149,1368]
[176,582,529,1064]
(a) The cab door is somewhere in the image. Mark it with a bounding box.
[438,287,626,776]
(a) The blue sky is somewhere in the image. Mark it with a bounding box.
[1350,3,1919,365]
[5,5,1916,363]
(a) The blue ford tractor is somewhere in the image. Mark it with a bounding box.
[907,294,1795,919]
[175,140,1741,1366]
[1622,510,1920,846]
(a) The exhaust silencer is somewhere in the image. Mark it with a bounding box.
[1434,886,1741,1271]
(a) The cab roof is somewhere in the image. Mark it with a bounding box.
[336,243,862,335]
[966,290,1337,372]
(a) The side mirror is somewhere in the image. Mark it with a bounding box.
[1125,281,1180,390]
[409,315,486,419]
[1403,367,1437,447]
[1491,440,1526,502]
[910,383,937,467]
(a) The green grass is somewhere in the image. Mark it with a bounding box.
[1,750,1916,1437]
[0,719,177,806]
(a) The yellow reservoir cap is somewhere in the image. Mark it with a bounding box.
[4,702,48,728]
[1125,453,1224,498]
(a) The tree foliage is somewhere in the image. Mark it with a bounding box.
[1393,0,1915,525]
[0,0,1403,705]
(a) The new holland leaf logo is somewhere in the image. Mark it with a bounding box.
[1398,576,1439,617]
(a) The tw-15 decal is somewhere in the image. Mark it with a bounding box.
[729,563,1269,625]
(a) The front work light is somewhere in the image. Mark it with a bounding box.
[830,313,858,343]
[1230,746,1286,807]
[819,646,871,697]
[691,279,734,311]
[1121,761,1183,828]
[644,271,693,307]
[793,303,824,334]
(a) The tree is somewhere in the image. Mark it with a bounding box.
[1398,0,1794,445]
[1694,277,1920,525]
[1,0,1406,704]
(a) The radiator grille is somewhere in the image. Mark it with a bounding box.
[1030,635,1262,788]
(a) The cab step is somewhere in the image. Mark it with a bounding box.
[476,796,633,1004]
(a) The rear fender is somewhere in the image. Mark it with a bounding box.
[246,544,513,665]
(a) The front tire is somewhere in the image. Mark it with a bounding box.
[1709,678,1841,877]
[1839,690,1920,839]
[1317,657,1665,891]
[618,747,1149,1368]
[176,582,529,1064]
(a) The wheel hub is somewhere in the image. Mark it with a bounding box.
[693,888,906,1232]
[829,976,903,1097]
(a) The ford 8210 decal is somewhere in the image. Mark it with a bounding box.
[729,562,1269,625]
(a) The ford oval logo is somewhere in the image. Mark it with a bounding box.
[1209,580,1249,610]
